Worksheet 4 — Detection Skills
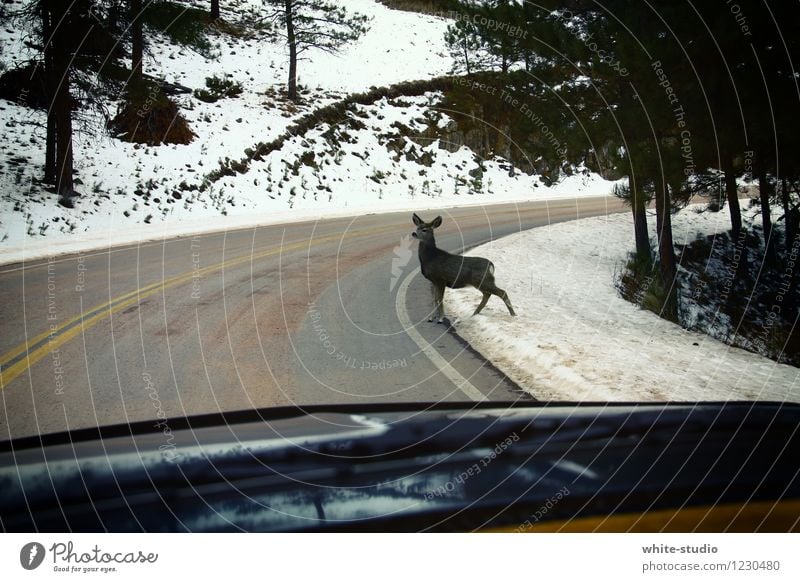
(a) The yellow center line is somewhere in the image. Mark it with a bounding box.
[0,224,393,390]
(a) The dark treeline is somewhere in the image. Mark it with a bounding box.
[25,1,129,206]
[444,0,800,328]
[11,0,161,206]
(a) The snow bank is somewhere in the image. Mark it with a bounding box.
[447,204,799,401]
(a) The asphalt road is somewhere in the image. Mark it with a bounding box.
[0,196,626,440]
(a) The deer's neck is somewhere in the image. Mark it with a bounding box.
[418,237,441,264]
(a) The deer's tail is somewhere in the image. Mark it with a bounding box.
[488,261,495,276]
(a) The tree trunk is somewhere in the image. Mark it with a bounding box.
[51,2,74,202]
[131,0,143,82]
[285,0,297,101]
[45,113,57,185]
[211,0,220,20]
[630,175,650,262]
[654,175,678,321]
[781,178,796,249]
[757,167,773,258]
[41,0,56,184]
[54,65,74,201]
[723,156,742,239]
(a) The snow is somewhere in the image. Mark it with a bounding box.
[0,0,619,265]
[446,203,799,401]
[0,89,620,265]
[297,0,453,92]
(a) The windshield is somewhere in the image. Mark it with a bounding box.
[0,2,797,453]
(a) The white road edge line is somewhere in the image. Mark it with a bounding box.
[395,267,487,402]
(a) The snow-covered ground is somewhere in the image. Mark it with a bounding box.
[447,203,799,401]
[0,88,619,265]
[0,0,618,265]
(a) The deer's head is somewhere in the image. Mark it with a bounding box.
[412,213,442,244]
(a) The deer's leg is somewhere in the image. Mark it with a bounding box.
[434,284,446,323]
[494,286,516,316]
[473,291,491,316]
[428,282,439,322]
[428,283,444,322]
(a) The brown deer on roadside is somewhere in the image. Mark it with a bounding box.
[412,213,516,323]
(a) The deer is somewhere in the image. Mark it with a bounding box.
[411,213,516,323]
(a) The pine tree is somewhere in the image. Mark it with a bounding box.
[444,1,523,74]
[17,0,132,203]
[444,17,484,75]
[264,0,370,101]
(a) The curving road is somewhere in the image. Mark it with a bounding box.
[0,196,626,440]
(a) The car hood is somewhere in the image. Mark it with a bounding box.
[1,402,798,531]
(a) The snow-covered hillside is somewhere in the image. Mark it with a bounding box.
[447,203,799,401]
[0,0,618,264]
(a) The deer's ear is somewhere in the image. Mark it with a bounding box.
[431,216,442,228]
[412,213,423,226]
